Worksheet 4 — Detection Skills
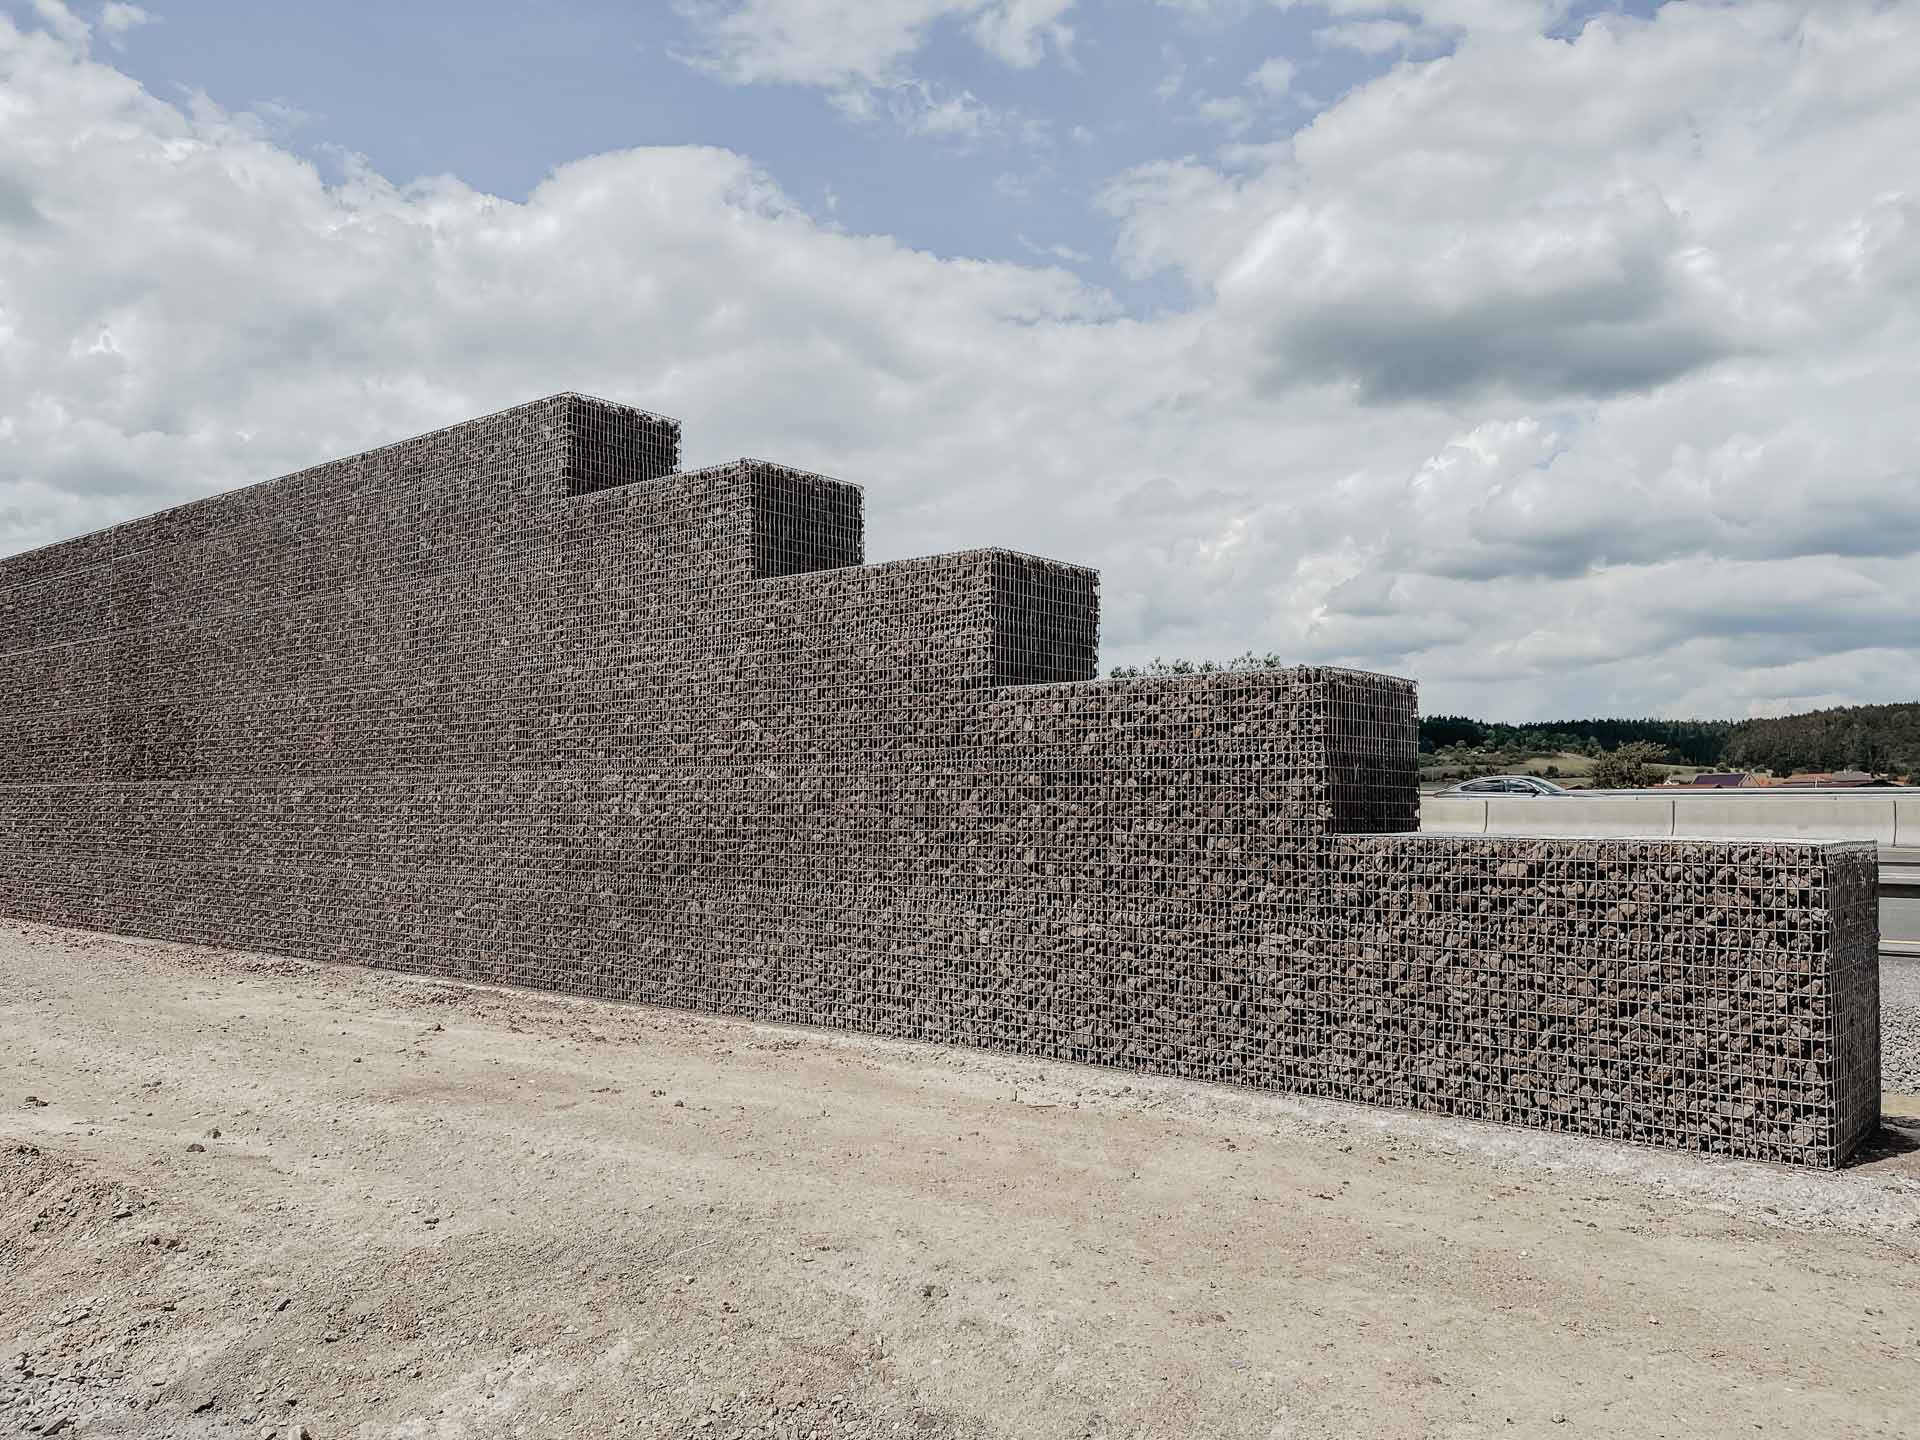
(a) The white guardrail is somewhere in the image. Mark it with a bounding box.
[1419,790,1920,957]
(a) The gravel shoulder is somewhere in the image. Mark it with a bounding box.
[1883,957,1920,1092]
[4,920,1920,1440]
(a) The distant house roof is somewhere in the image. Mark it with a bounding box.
[1686,772,1750,788]
[1774,770,1900,788]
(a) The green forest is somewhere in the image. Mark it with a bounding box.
[1420,704,1920,775]
[1106,656,1919,777]
[1721,703,1920,776]
[1419,716,1732,765]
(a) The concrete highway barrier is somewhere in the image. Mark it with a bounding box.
[1485,795,1675,838]
[1898,796,1920,849]
[1416,795,1488,834]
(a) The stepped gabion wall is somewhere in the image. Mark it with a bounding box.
[0,394,1881,1166]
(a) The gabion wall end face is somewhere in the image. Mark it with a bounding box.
[0,393,1881,1167]
[1827,843,1883,1161]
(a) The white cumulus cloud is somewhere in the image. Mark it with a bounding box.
[5,1,1920,723]
[1247,56,1296,97]
[673,0,1073,139]
[94,2,152,48]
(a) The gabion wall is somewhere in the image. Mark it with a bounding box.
[0,394,1880,1166]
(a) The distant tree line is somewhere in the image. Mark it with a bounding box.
[1419,716,1732,766]
[1108,655,1918,777]
[1723,702,1920,777]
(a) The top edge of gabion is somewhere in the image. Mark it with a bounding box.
[545,390,679,425]
[963,545,1101,572]
[1375,831,1881,853]
[753,546,1100,584]
[0,391,682,569]
[677,457,867,491]
[993,662,1416,695]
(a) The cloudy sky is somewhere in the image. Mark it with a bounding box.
[2,0,1916,720]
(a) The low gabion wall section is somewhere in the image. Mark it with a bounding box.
[1330,835,1880,1167]
[0,394,1882,1167]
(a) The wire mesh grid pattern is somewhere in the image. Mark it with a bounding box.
[0,393,1882,1166]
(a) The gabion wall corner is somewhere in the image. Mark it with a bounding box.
[0,393,1881,1166]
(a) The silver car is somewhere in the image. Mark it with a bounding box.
[1434,775,1571,796]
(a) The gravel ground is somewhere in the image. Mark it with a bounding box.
[1883,959,1920,1092]
[4,921,1920,1440]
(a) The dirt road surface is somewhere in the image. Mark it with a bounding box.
[4,920,1919,1440]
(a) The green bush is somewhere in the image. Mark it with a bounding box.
[1587,741,1670,790]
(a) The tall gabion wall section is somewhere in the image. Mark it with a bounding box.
[0,394,1880,1167]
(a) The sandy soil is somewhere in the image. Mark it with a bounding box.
[3,921,1919,1440]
